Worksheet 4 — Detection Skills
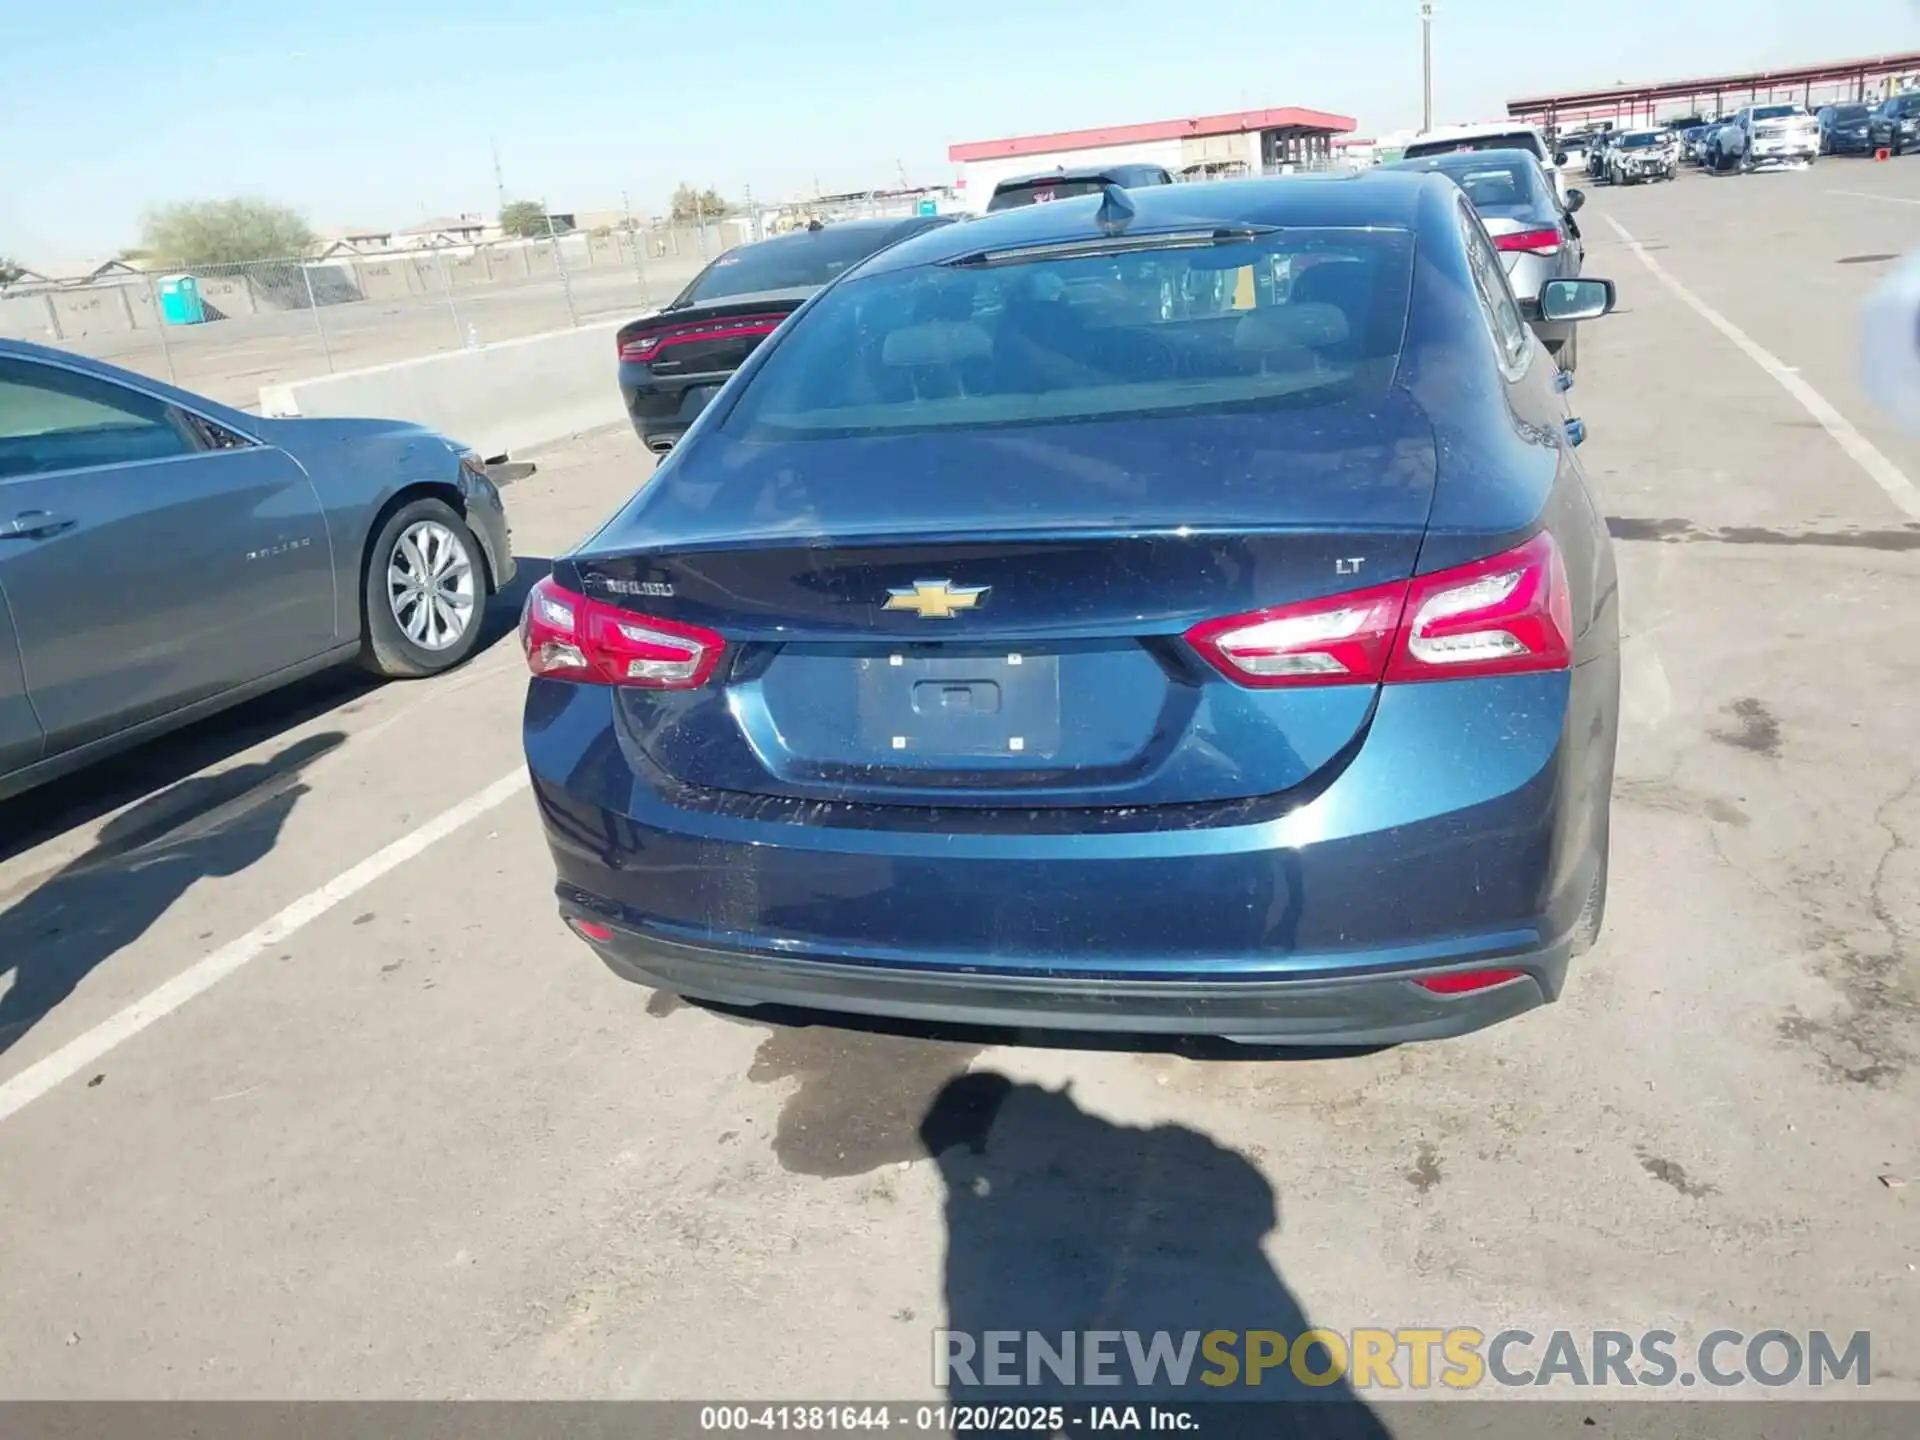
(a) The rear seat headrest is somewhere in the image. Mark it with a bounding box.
[1231,302,1350,352]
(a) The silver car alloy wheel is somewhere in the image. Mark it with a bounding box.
[386,520,476,652]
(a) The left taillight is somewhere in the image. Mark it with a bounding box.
[520,574,725,689]
[1185,531,1572,689]
[1185,578,1408,688]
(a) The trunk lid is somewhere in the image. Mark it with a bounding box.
[563,398,1439,808]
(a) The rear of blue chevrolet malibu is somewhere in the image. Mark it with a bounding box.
[522,173,1621,1045]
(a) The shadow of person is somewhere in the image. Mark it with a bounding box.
[0,732,341,1058]
[919,1073,1390,1437]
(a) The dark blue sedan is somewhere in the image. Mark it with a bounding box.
[522,173,1622,1046]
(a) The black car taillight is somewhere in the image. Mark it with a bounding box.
[616,313,788,364]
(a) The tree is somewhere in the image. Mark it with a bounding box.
[670,183,733,223]
[0,258,24,286]
[140,198,315,267]
[499,200,549,238]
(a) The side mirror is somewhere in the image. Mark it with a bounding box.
[1538,277,1616,322]
[1553,151,1569,166]
[1565,188,1586,212]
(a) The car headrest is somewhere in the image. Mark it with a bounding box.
[1231,302,1350,353]
[1290,260,1373,312]
[881,321,994,368]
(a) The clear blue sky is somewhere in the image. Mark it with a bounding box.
[3,0,1915,264]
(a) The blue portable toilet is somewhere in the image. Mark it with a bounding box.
[157,274,205,325]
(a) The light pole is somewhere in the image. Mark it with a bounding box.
[1419,2,1434,133]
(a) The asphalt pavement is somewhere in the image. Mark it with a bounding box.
[0,159,1915,1404]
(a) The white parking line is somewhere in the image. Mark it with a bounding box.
[1828,190,1920,206]
[0,768,530,1126]
[1604,215,1920,523]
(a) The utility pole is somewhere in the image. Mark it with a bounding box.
[1419,3,1434,133]
[491,137,507,214]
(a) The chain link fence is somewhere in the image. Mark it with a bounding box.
[0,170,1362,410]
[0,226,723,410]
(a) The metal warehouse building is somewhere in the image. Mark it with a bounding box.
[948,105,1357,204]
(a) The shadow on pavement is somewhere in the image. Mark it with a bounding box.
[0,553,546,867]
[0,732,344,1059]
[920,1073,1391,1433]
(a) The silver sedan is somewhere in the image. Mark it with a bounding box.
[0,339,517,801]
[1380,148,1590,370]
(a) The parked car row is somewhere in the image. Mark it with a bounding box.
[1576,94,1920,178]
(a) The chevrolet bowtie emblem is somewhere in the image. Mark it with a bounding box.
[883,579,989,619]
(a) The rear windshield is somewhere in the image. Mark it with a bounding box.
[1384,156,1550,220]
[987,180,1112,212]
[676,229,904,305]
[722,227,1415,441]
[1751,106,1802,121]
[1404,131,1544,161]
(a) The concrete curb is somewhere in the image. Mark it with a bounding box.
[259,317,641,458]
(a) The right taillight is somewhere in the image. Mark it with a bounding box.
[520,574,725,689]
[1184,532,1572,689]
[1387,531,1571,681]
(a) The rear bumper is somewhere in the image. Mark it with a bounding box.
[618,368,727,453]
[463,473,516,591]
[562,910,1568,1045]
[526,658,1620,1044]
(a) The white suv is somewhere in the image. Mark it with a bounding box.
[1710,104,1820,172]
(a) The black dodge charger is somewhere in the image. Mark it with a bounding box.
[616,216,951,453]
